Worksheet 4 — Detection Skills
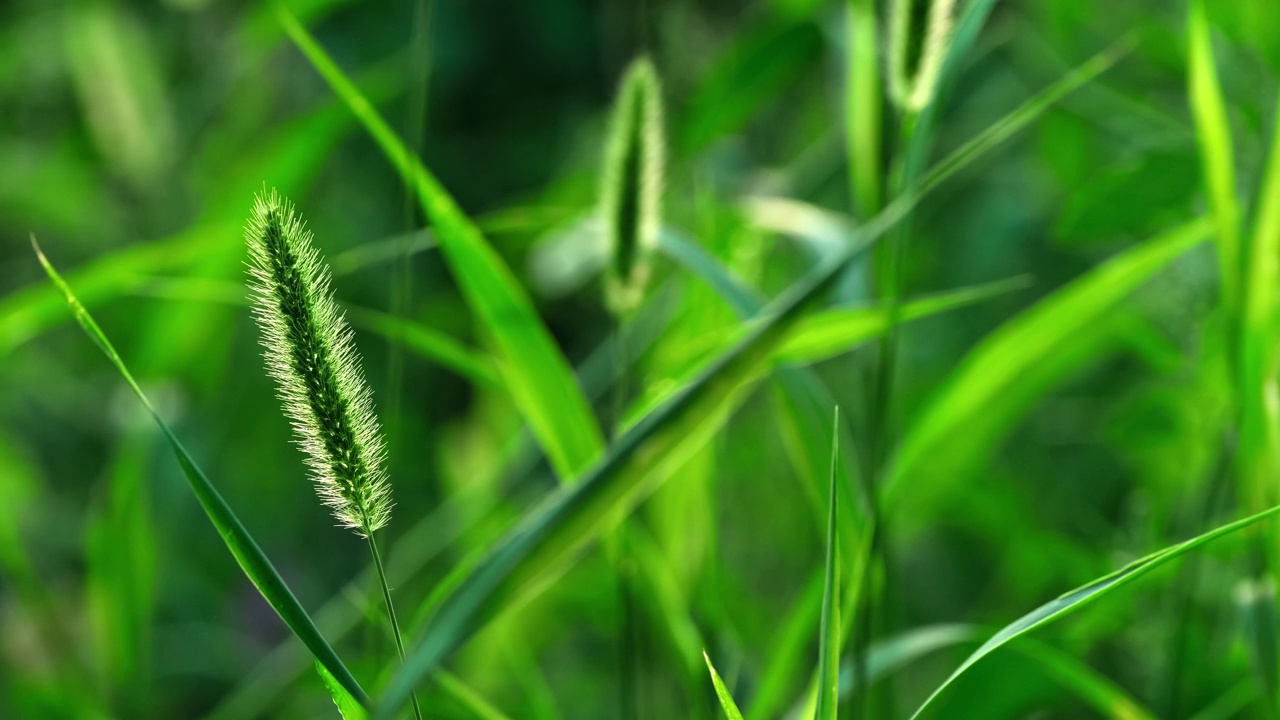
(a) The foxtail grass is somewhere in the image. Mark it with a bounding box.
[601,57,665,316]
[888,0,956,113]
[244,190,421,719]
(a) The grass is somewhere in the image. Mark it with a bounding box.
[7,1,1280,718]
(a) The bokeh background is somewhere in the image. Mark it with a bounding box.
[3,0,1280,717]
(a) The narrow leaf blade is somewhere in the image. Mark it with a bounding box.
[909,504,1280,718]
[277,4,604,481]
[33,240,369,708]
[814,408,841,720]
[704,651,747,720]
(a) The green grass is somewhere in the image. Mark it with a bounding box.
[7,1,1280,718]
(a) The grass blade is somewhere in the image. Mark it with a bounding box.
[815,408,841,720]
[317,661,369,720]
[777,277,1030,364]
[1237,86,1280,707]
[827,626,1154,719]
[345,307,502,390]
[277,3,604,481]
[434,671,514,720]
[33,240,369,708]
[1188,0,1241,315]
[886,218,1212,513]
[908,504,1280,719]
[704,651,747,720]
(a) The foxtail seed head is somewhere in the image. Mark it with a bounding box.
[245,190,391,537]
[600,57,665,315]
[889,0,957,112]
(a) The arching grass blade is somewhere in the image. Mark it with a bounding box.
[909,504,1280,719]
[33,239,369,708]
[704,651,746,720]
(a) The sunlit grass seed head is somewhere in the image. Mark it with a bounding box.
[244,190,391,537]
[600,56,665,316]
[889,0,956,112]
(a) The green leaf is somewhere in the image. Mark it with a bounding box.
[776,277,1031,364]
[277,4,604,481]
[908,504,1280,719]
[434,671,513,720]
[33,240,369,709]
[345,307,502,390]
[886,218,1212,515]
[814,408,841,720]
[1188,0,1241,315]
[703,651,747,720]
[316,661,368,720]
[1238,87,1280,517]
[830,625,1154,719]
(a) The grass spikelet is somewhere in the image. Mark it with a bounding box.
[888,0,957,112]
[245,190,391,537]
[600,57,665,315]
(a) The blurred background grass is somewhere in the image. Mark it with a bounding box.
[3,0,1280,717]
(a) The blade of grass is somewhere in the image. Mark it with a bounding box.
[908,504,1280,719]
[1214,79,1280,705]
[886,218,1213,513]
[317,661,369,720]
[824,626,1154,719]
[33,239,369,708]
[704,651,747,720]
[815,408,841,720]
[277,3,603,482]
[434,671,514,720]
[345,307,502,390]
[1188,0,1241,317]
[776,277,1030,364]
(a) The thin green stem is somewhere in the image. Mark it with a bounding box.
[611,318,642,720]
[856,107,920,720]
[368,531,423,720]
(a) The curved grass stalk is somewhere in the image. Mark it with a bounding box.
[244,191,421,719]
[32,238,369,708]
[908,504,1280,718]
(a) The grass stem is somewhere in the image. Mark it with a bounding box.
[368,531,423,720]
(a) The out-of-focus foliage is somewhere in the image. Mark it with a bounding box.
[3,0,1279,718]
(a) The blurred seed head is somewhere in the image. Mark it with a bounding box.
[889,0,957,112]
[600,57,666,316]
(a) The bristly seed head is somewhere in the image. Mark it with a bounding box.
[889,0,957,112]
[244,190,391,537]
[601,57,665,316]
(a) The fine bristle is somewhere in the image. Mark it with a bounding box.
[244,189,392,536]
